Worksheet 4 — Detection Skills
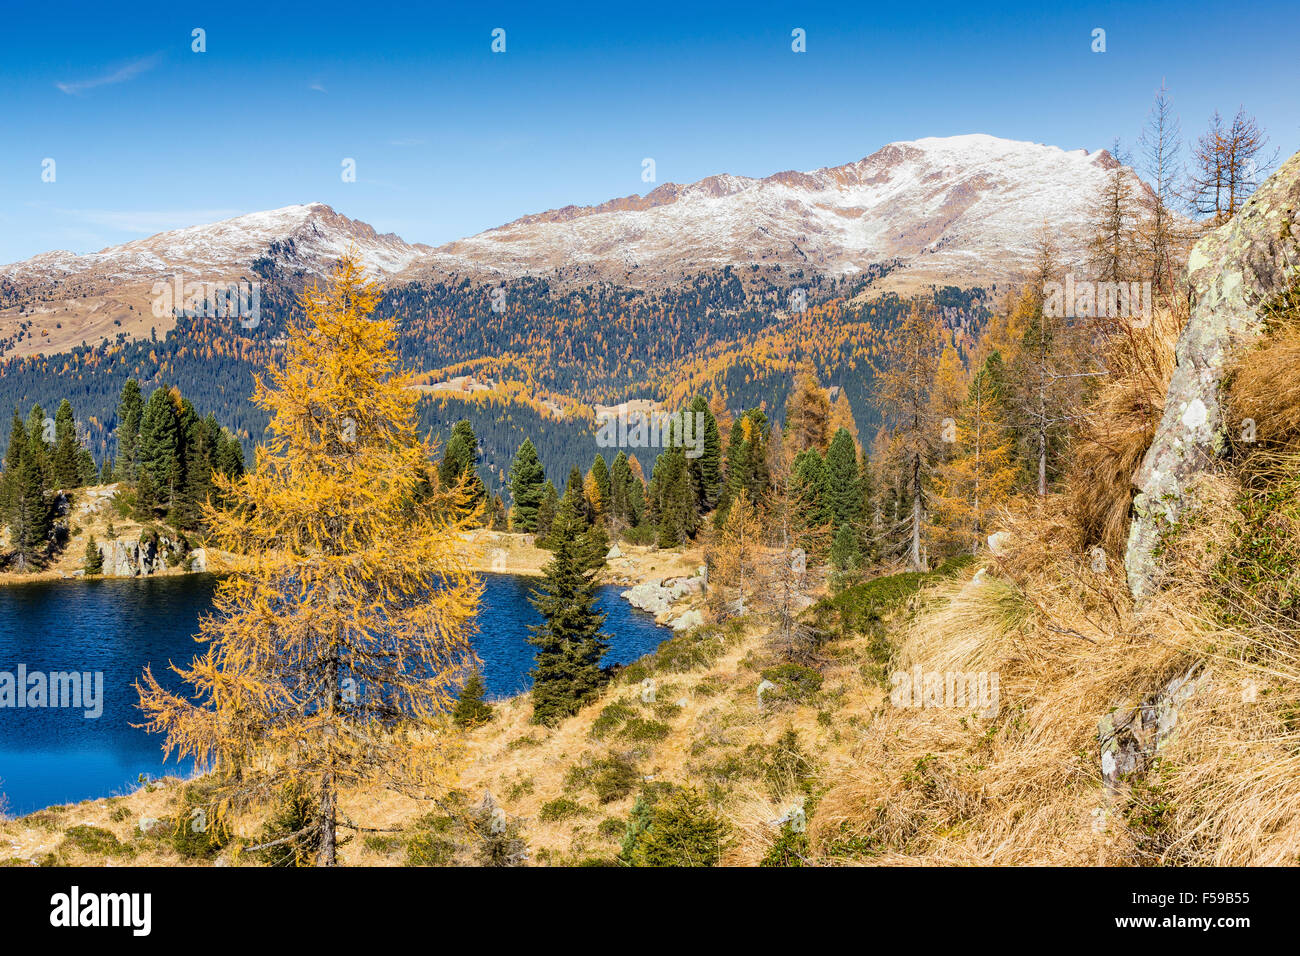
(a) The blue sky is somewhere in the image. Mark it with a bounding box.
[1,0,1297,264]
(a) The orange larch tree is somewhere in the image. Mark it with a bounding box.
[137,254,483,865]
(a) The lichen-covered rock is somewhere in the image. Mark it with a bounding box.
[1126,149,1300,598]
[669,609,704,632]
[1099,662,1211,792]
[97,533,189,577]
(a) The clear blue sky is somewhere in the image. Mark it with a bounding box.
[1,0,1297,264]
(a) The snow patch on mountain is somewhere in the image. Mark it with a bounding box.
[419,133,1141,290]
[2,203,429,285]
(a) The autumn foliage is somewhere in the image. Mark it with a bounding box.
[136,254,483,865]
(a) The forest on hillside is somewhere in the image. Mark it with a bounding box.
[0,255,988,491]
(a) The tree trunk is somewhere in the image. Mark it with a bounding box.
[318,772,336,866]
[910,453,923,571]
[1037,366,1048,497]
[318,647,339,866]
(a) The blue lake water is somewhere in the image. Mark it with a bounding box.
[0,573,668,815]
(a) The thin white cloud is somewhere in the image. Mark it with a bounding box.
[56,55,161,95]
[58,208,242,235]
[309,82,328,93]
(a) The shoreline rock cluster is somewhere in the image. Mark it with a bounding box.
[621,566,707,631]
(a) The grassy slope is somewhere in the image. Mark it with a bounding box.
[0,557,957,866]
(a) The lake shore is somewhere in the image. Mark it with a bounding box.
[0,529,715,860]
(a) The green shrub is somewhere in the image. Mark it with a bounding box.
[506,777,535,801]
[619,717,672,742]
[255,783,317,867]
[364,834,404,855]
[597,817,626,840]
[766,728,815,795]
[652,625,736,673]
[591,755,640,803]
[539,798,587,822]
[760,821,809,867]
[760,663,824,704]
[404,812,458,866]
[406,831,456,866]
[622,787,729,867]
[170,786,229,860]
[590,701,637,739]
[453,669,494,728]
[619,661,652,685]
[61,825,134,859]
[568,753,641,804]
[622,523,658,546]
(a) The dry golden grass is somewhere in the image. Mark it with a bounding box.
[1064,306,1182,557]
[809,431,1300,867]
[1227,284,1300,450]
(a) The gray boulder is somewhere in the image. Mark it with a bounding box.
[1099,663,1210,792]
[1126,149,1300,597]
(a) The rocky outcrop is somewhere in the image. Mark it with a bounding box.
[1099,663,1211,791]
[98,533,192,577]
[1126,149,1300,598]
[621,568,707,623]
[668,609,705,632]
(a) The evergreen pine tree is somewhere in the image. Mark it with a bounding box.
[115,379,144,483]
[829,523,862,591]
[50,399,81,489]
[528,493,610,725]
[84,535,104,575]
[825,427,860,528]
[174,414,217,530]
[25,404,51,484]
[655,440,696,549]
[627,474,645,527]
[453,669,494,727]
[213,430,245,482]
[439,420,487,519]
[76,448,98,487]
[609,450,632,527]
[589,454,611,524]
[562,466,591,526]
[507,438,546,532]
[792,449,832,528]
[535,479,559,543]
[686,394,723,512]
[9,436,52,570]
[0,409,25,515]
[138,388,182,514]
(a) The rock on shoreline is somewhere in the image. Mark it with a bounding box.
[621,566,707,630]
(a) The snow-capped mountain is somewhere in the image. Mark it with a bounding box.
[419,134,1139,290]
[3,203,428,288]
[0,204,430,357]
[1,135,1146,356]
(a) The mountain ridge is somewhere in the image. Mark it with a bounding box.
[2,134,1145,357]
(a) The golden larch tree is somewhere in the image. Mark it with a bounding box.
[872,298,943,570]
[934,352,1018,555]
[705,487,762,616]
[137,255,483,865]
